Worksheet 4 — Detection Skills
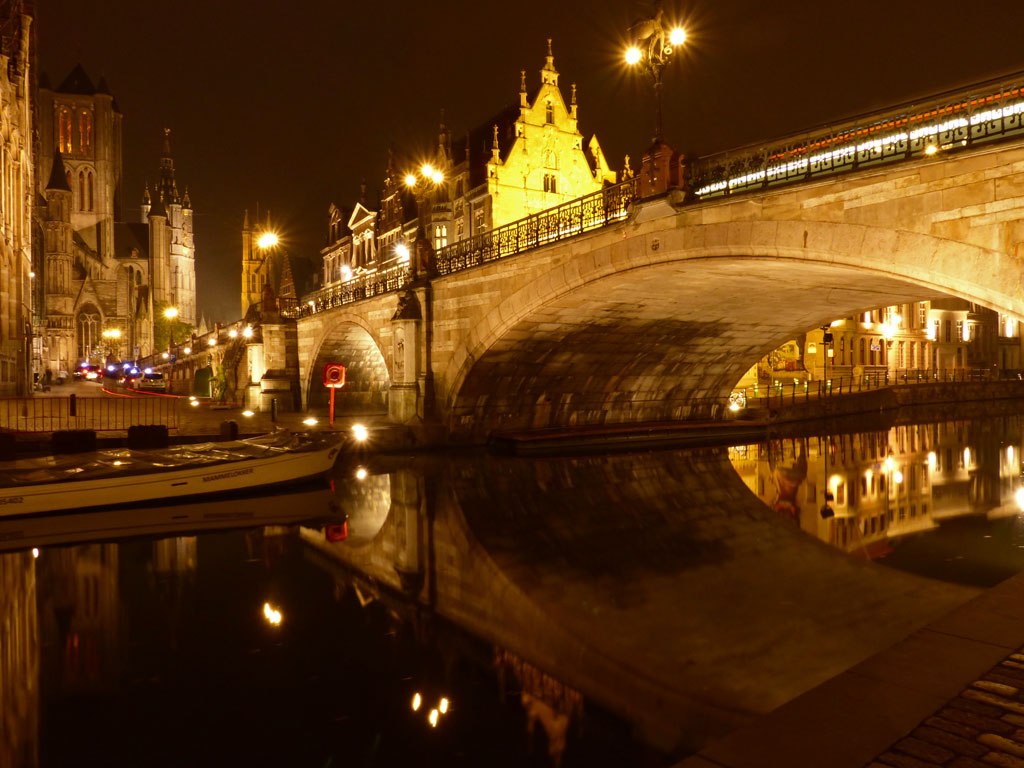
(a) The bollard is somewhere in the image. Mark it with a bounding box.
[219,420,239,441]
[271,397,277,423]
[69,393,77,417]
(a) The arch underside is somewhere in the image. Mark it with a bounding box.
[450,258,950,440]
[309,324,389,413]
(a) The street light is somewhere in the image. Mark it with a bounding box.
[257,232,279,249]
[624,4,687,143]
[163,306,178,319]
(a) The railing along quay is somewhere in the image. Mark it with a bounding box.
[733,367,1015,410]
[690,70,1024,200]
[0,395,180,434]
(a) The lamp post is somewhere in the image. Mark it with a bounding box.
[163,305,179,349]
[404,164,445,278]
[101,328,122,363]
[624,4,687,145]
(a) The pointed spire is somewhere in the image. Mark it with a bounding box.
[46,152,72,192]
[182,186,192,209]
[243,209,250,230]
[570,83,578,120]
[541,38,559,86]
[491,124,500,163]
[142,183,151,205]
[158,128,179,204]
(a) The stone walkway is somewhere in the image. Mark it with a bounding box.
[676,570,1024,768]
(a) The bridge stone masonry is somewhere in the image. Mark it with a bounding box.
[200,72,1024,443]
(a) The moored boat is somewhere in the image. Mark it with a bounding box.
[0,430,344,516]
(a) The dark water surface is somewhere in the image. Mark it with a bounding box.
[5,410,1024,766]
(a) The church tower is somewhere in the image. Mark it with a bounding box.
[241,209,258,317]
[41,154,76,376]
[149,129,195,325]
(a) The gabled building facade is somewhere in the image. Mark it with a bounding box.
[317,41,619,288]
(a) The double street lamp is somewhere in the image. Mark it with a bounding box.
[625,7,687,144]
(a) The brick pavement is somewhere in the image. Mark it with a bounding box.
[867,655,1024,768]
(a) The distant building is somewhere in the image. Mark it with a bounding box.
[239,210,317,318]
[318,40,619,289]
[35,65,196,376]
[0,2,33,396]
[737,299,1024,393]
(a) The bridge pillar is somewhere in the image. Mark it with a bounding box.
[258,319,300,412]
[638,139,685,198]
[389,287,429,424]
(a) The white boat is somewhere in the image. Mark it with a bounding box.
[0,431,344,516]
[0,484,343,553]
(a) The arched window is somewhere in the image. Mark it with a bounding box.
[78,171,86,210]
[58,108,73,153]
[79,111,92,152]
[87,171,94,211]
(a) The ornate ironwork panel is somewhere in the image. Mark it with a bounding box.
[435,178,637,277]
[690,72,1024,201]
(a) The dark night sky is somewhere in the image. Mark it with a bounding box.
[37,1,1024,323]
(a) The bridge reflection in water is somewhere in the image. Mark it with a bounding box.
[6,412,1024,765]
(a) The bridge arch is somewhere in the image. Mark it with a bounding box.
[306,315,390,414]
[443,213,1014,440]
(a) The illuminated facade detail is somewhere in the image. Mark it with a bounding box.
[319,41,618,287]
[0,3,33,395]
[36,65,198,375]
[737,299,1021,393]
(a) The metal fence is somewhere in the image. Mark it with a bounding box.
[0,395,180,434]
[732,367,1007,410]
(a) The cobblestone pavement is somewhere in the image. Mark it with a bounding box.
[867,652,1024,768]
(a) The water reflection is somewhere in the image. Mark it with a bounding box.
[731,417,1024,584]
[8,415,1024,766]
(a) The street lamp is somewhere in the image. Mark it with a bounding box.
[101,328,122,362]
[625,4,687,143]
[404,164,446,276]
[257,232,279,249]
[163,306,178,319]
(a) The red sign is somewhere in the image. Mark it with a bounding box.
[323,363,346,388]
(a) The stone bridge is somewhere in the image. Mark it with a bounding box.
[298,127,1024,441]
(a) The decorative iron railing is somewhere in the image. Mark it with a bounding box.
[690,71,1024,200]
[291,179,638,317]
[287,265,412,319]
[435,178,638,275]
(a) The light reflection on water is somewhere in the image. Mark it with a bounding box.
[729,416,1024,585]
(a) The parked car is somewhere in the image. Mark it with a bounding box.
[135,372,167,392]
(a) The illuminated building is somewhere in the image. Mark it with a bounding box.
[36,66,197,374]
[738,299,1022,392]
[0,3,33,395]
[318,40,619,287]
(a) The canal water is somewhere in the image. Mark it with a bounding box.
[4,408,1024,767]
